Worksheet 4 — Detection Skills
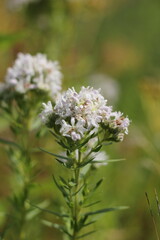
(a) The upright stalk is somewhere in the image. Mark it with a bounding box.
[72,170,80,239]
[69,150,81,240]
[11,118,33,240]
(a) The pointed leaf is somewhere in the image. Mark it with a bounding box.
[52,175,68,198]
[76,230,96,239]
[56,140,69,149]
[26,200,49,220]
[29,203,69,218]
[49,130,60,139]
[39,148,72,161]
[72,184,85,196]
[92,179,103,192]
[84,201,101,208]
[92,145,102,152]
[107,158,126,163]
[0,138,21,149]
[59,176,68,186]
[55,158,66,165]
[85,206,129,217]
[78,157,94,168]
[83,220,96,228]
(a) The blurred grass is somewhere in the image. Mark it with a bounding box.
[0,0,160,239]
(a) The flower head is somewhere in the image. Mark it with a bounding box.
[40,86,130,142]
[52,86,112,141]
[109,111,130,140]
[5,53,62,98]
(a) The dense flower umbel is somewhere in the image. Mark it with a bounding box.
[40,86,130,142]
[4,53,62,98]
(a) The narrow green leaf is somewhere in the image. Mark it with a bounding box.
[53,175,62,190]
[0,138,21,149]
[92,145,102,152]
[56,140,69,149]
[39,148,72,161]
[85,206,129,217]
[76,230,96,239]
[83,201,101,208]
[92,179,103,192]
[83,220,96,227]
[72,184,85,196]
[30,148,42,153]
[61,228,73,237]
[29,203,69,218]
[52,175,68,198]
[55,158,66,165]
[26,200,49,220]
[49,130,60,139]
[78,157,94,168]
[59,176,68,186]
[107,158,126,162]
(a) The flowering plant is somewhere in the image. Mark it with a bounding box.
[0,53,62,239]
[40,86,130,239]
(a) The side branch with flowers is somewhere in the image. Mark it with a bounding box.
[0,53,62,239]
[40,86,130,239]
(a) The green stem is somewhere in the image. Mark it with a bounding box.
[72,150,81,240]
[16,124,32,240]
[18,177,30,240]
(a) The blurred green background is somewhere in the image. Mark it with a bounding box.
[0,0,160,239]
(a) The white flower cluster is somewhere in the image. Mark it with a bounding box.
[40,86,130,142]
[5,53,62,98]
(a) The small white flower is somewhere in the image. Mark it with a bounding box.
[60,118,86,141]
[117,133,125,142]
[5,53,62,98]
[40,101,53,124]
[110,111,130,134]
